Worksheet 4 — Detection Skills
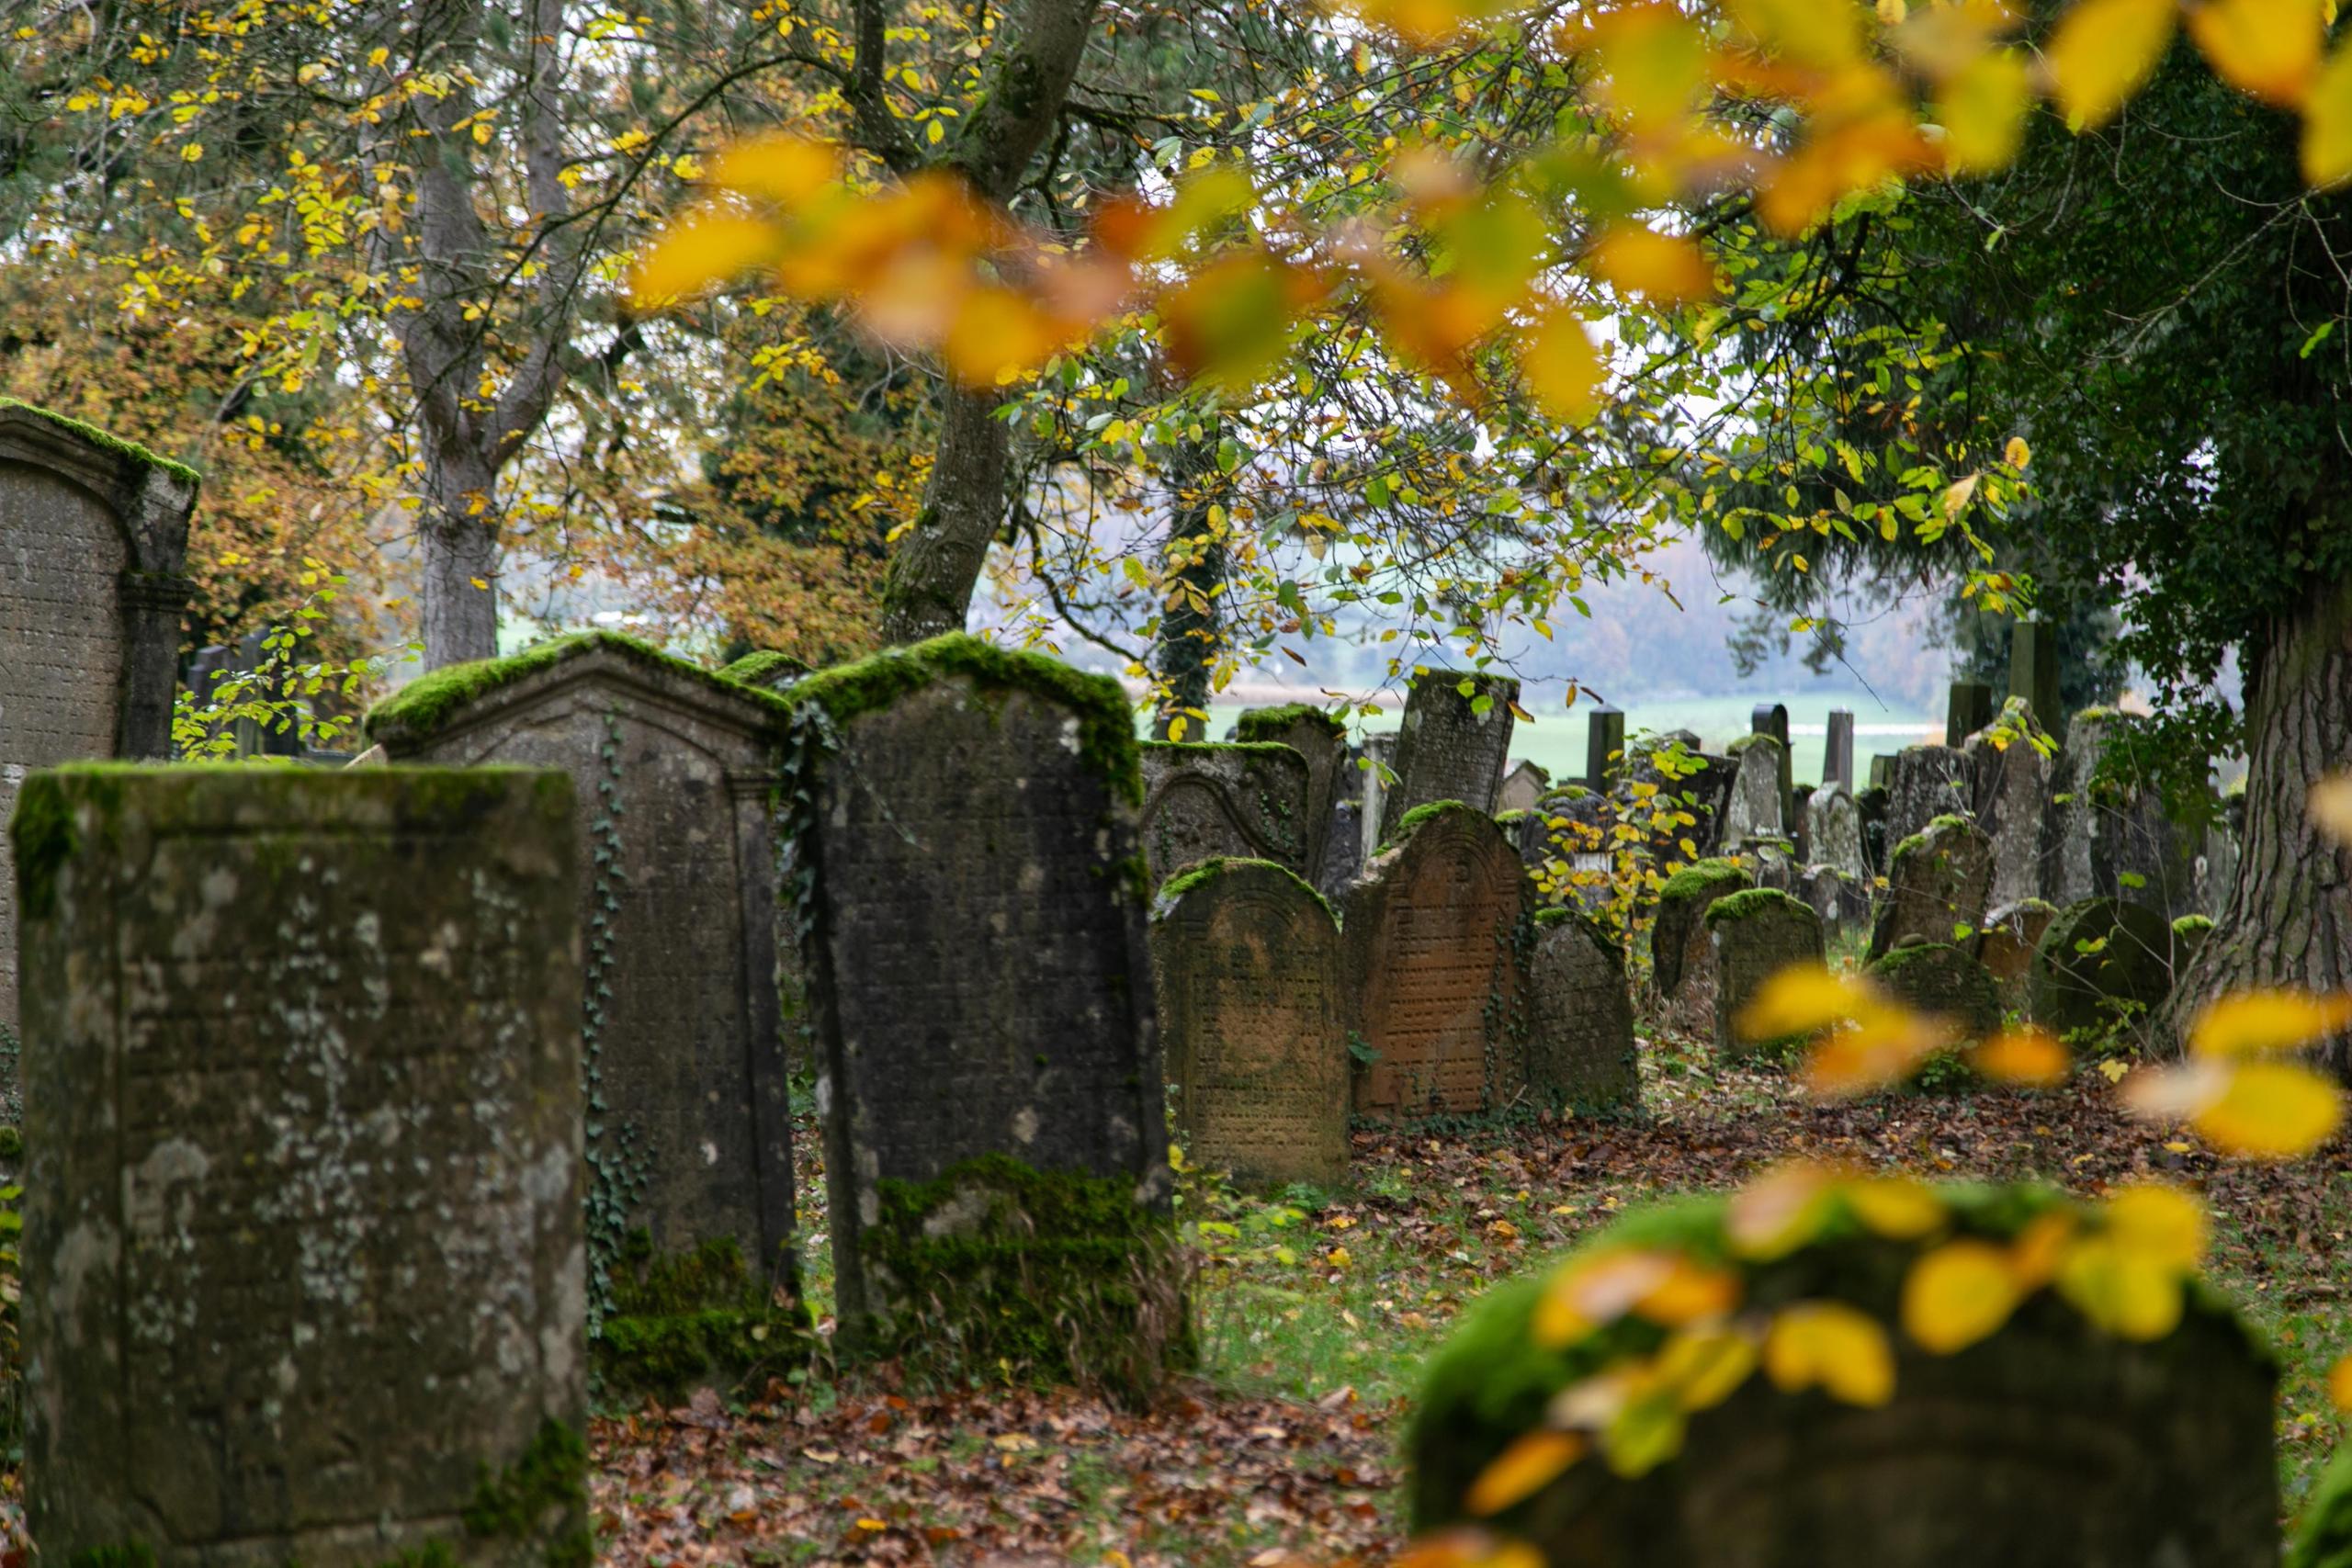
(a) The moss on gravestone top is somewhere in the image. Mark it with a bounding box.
[788,633,1139,803]
[1724,732,1780,757]
[1538,784,1592,805]
[1704,886,1810,927]
[1657,858,1751,904]
[718,649,809,686]
[1234,704,1346,743]
[1495,808,1531,825]
[1376,797,1476,854]
[0,396,201,485]
[1151,855,1336,925]
[2289,1440,2352,1568]
[1889,813,1973,865]
[367,630,788,741]
[1141,740,1300,761]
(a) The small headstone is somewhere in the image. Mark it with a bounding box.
[1719,734,1785,849]
[17,766,586,1566]
[1750,702,1793,825]
[1342,802,1531,1117]
[1802,864,1871,934]
[1823,708,1856,790]
[1586,705,1627,793]
[1946,680,1996,748]
[1886,743,1976,848]
[1497,758,1550,814]
[1867,941,2003,1038]
[2008,619,2064,739]
[0,402,197,1040]
[1379,667,1519,837]
[2030,897,2176,1037]
[1790,783,1816,863]
[1137,740,1312,884]
[1653,859,1755,1037]
[1150,859,1348,1186]
[1525,909,1639,1109]
[1975,899,2057,1013]
[1708,888,1826,1059]
[1858,784,1891,872]
[2041,709,2198,919]
[1963,697,2052,909]
[1868,815,1995,962]
[1809,784,1868,879]
[1236,705,1350,886]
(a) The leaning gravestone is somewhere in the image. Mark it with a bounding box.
[1137,740,1312,885]
[2029,896,2177,1037]
[1343,801,1531,1117]
[786,636,1178,1389]
[1868,815,1995,962]
[0,401,197,1045]
[1378,667,1519,837]
[1963,697,2052,909]
[1498,758,1550,813]
[1236,703,1350,886]
[1150,858,1348,1185]
[366,633,805,1373]
[1708,888,1826,1059]
[1525,908,1639,1110]
[1654,859,1755,1037]
[1886,743,1976,848]
[17,766,586,1566]
[1719,733,1785,850]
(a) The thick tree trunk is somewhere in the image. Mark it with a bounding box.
[1150,429,1226,739]
[2163,573,2352,1078]
[878,379,1009,645]
[419,450,503,668]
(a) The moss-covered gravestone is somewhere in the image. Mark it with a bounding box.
[1136,740,1312,885]
[1409,1187,2279,1568]
[720,648,811,693]
[1378,668,1519,838]
[365,632,804,1384]
[1719,733,1786,850]
[2029,897,2177,1037]
[1149,859,1348,1185]
[1344,801,1532,1117]
[1525,908,1639,1109]
[1866,941,2003,1038]
[1708,888,1826,1058]
[16,767,587,1567]
[1652,859,1753,1036]
[0,402,197,1046]
[1868,815,1994,963]
[1885,743,1975,850]
[1962,697,2052,908]
[1236,703,1350,886]
[785,636,1179,1389]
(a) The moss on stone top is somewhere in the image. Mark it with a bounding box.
[0,396,201,486]
[1152,855,1336,925]
[1657,858,1750,905]
[1889,813,1973,865]
[719,649,810,687]
[1234,704,1346,743]
[1724,732,1780,757]
[1537,784,1592,805]
[1376,798,1476,855]
[1140,740,1301,762]
[1703,886,1813,927]
[1495,808,1530,825]
[368,630,788,742]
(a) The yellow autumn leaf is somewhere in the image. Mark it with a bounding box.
[2103,1184,2209,1270]
[2312,769,2352,843]
[2004,434,2031,468]
[2188,988,2352,1058]
[1588,223,1716,302]
[1633,1256,1744,1326]
[1521,310,1605,426]
[1726,1161,1839,1260]
[2307,46,2352,186]
[1734,962,1868,1041]
[2043,0,2176,130]
[628,206,786,308]
[2330,1351,2352,1413]
[1802,1001,1959,1097]
[1654,1326,1758,1411]
[1970,1026,2069,1087]
[1395,1528,1546,1568]
[1937,47,2032,174]
[1532,1249,1670,1346]
[709,132,843,208]
[1903,1238,2023,1354]
[2007,1210,2076,1289]
[1600,1386,1687,1477]
[1582,3,1711,134]
[1844,1176,1947,1240]
[1464,1429,1585,1515]
[2186,0,2322,107]
[940,285,1064,388]
[1729,0,1863,68]
[2056,1235,2184,1340]
[1763,1301,1895,1406]
[1940,470,1981,521]
[2192,1059,2346,1158]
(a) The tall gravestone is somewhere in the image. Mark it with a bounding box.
[1709,889,1826,1059]
[1586,705,1626,793]
[366,633,804,1361]
[1886,743,1976,848]
[1235,704,1349,886]
[1946,680,1996,748]
[1719,734,1785,850]
[1150,858,1348,1185]
[2009,619,2064,739]
[1343,802,1531,1117]
[1137,740,1312,885]
[17,767,586,1566]
[2041,709,2198,919]
[1525,909,1639,1109]
[786,636,1177,1386]
[1823,707,1856,791]
[1379,667,1519,838]
[1360,731,1397,863]
[0,401,197,1044]
[1750,702,1792,825]
[1963,696,2052,908]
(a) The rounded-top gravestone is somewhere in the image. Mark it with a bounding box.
[2029,897,2177,1038]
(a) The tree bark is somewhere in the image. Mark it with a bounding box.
[420,446,503,667]
[877,378,1010,645]
[2163,572,2352,1079]
[1150,427,1226,739]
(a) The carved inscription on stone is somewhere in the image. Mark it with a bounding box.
[1138,741,1311,885]
[1378,670,1520,836]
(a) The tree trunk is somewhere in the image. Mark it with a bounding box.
[419,445,503,668]
[1151,428,1226,739]
[2163,572,2352,1078]
[878,378,1009,645]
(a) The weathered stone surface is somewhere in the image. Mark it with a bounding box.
[1869,816,1994,963]
[2198,817,2241,920]
[1411,1190,2280,1568]
[1343,802,1531,1118]
[1750,702,1792,826]
[1975,899,2057,1013]
[2008,619,2064,739]
[1586,706,1626,792]
[1150,859,1347,1186]
[1963,699,2052,908]
[1708,888,1826,1059]
[1359,732,1397,864]
[1654,859,1754,1038]
[1498,759,1550,814]
[1886,744,1975,849]
[1525,909,1639,1110]
[1319,796,1363,900]
[1823,708,1856,791]
[1379,668,1519,837]
[1790,784,1815,863]
[17,766,586,1567]
[2041,710,2199,919]
[720,648,812,692]
[1946,680,1995,748]
[1720,734,1785,850]
[1236,705,1350,887]
[0,403,197,1043]
[366,633,802,1332]
[1809,784,1868,880]
[1137,740,1312,885]
[1867,941,2003,1038]
[786,637,1176,1383]
[2029,897,2177,1038]
[1802,864,1871,933]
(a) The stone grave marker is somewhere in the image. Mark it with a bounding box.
[1379,668,1519,837]
[1236,704,1350,886]
[1654,859,1755,1037]
[1750,702,1793,825]
[1319,795,1363,898]
[0,402,197,1044]
[1809,783,1868,879]
[17,766,586,1566]
[1977,898,2057,1013]
[1886,743,1976,848]
[1498,758,1549,814]
[1525,908,1639,1109]
[784,636,1177,1387]
[2041,709,2198,919]
[1718,733,1785,850]
[1803,864,1871,934]
[1708,888,1825,1059]
[1137,740,1312,885]
[366,633,804,1371]
[1359,732,1396,863]
[1149,858,1348,1185]
[2030,897,2176,1037]
[1824,707,1856,790]
[1868,815,1995,962]
[1946,679,1996,748]
[1867,941,2003,1038]
[1586,705,1626,793]
[1342,802,1531,1117]
[1963,696,2052,909]
[2009,618,2064,739]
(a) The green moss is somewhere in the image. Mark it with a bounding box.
[596,1233,809,1402]
[0,1125,20,1161]
[63,1546,157,1568]
[1724,732,1779,756]
[1234,703,1346,744]
[2290,1438,2352,1568]
[790,633,1140,804]
[8,771,80,921]
[1537,784,1592,805]
[1151,855,1336,925]
[1495,807,1530,825]
[0,397,199,485]
[1657,858,1750,904]
[1376,798,1476,855]
[1140,740,1301,761]
[368,630,787,742]
[1703,886,1810,927]
[462,1417,592,1566]
[719,649,810,687]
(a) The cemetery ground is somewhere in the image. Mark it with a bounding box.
[6,1009,2325,1568]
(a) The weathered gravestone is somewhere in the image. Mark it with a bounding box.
[1586,705,1626,793]
[1869,815,1995,962]
[1344,801,1531,1117]
[1359,731,1396,863]
[785,636,1179,1387]
[1378,668,1519,837]
[1137,740,1312,885]
[1235,703,1350,886]
[1654,859,1754,1037]
[1527,788,1615,912]
[365,633,805,1372]
[1803,865,1871,934]
[1963,697,2052,909]
[1886,743,1976,849]
[1525,908,1639,1110]
[1498,758,1549,814]
[1149,858,1348,1186]
[17,766,587,1566]
[1976,898,2057,1014]
[1750,702,1793,826]
[0,401,197,1046]
[1719,733,1785,850]
[2008,618,2064,739]
[1946,679,1996,748]
[1708,888,1826,1059]
[1320,795,1363,898]
[1823,707,1856,791]
[2029,896,2177,1038]
[1867,941,2003,1038]
[1809,783,1868,880]
[2041,709,2199,919]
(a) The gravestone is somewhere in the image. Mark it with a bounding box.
[1790,783,1815,863]
[1823,707,1856,790]
[1654,859,1755,1037]
[1360,732,1396,863]
[1946,680,1996,748]
[720,649,811,692]
[2029,897,2176,1037]
[0,402,197,1043]
[1803,865,1871,934]
[1525,908,1639,1109]
[1498,758,1549,814]
[1869,815,1995,962]
[1809,784,1868,879]
[1236,704,1349,886]
[1319,796,1363,898]
[1342,802,1531,1117]
[1976,898,2057,1014]
[784,636,1176,1384]
[1719,734,1784,850]
[1886,743,1976,848]
[2009,618,2064,739]
[365,633,805,1357]
[1136,740,1312,884]
[1708,888,1826,1059]
[1750,702,1792,826]
[1587,705,1626,793]
[1379,668,1519,838]
[2041,709,2198,919]
[1964,697,2052,908]
[1867,941,2003,1038]
[17,766,586,1566]
[1150,859,1348,1185]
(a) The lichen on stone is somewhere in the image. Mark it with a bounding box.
[1233,704,1347,744]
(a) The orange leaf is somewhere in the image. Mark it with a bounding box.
[2191,1059,2346,1158]
[2330,1351,2352,1413]
[1763,1301,1894,1405]
[2186,0,2323,107]
[1588,224,1716,302]
[628,206,785,308]
[1726,1161,1839,1259]
[2187,988,2352,1058]
[1970,1026,2069,1087]
[1464,1429,1585,1515]
[1520,310,1605,425]
[707,132,843,207]
[1903,1238,2023,1354]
